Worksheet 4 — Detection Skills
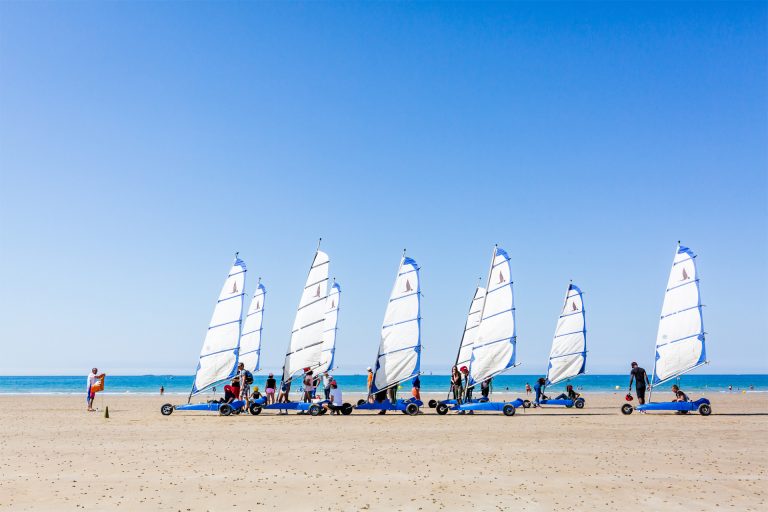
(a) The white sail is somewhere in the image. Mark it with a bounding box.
[652,244,706,385]
[455,286,486,371]
[468,246,516,387]
[371,256,421,393]
[192,257,246,395]
[546,283,586,386]
[316,282,341,375]
[282,250,329,382]
[239,281,265,373]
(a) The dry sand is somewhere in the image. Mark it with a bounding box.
[0,392,765,511]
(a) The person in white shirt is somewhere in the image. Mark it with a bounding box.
[324,381,343,415]
[86,367,104,412]
[322,372,332,400]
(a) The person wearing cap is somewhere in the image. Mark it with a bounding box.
[629,362,650,405]
[460,366,472,401]
[324,380,344,415]
[265,373,277,405]
[302,370,315,403]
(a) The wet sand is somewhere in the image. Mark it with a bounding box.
[0,392,765,511]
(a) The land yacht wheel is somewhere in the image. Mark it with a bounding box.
[575,398,585,409]
[523,400,532,409]
[249,403,262,415]
[436,403,449,416]
[502,404,516,416]
[357,399,366,407]
[309,404,322,416]
[405,403,419,416]
[698,403,711,416]
[621,404,633,415]
[341,403,353,415]
[160,403,174,416]
[219,404,232,416]
[428,399,437,408]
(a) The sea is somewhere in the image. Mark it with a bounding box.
[0,374,765,395]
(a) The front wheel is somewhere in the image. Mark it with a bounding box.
[698,403,712,416]
[219,404,232,416]
[309,404,322,416]
[621,404,634,415]
[249,403,262,415]
[357,399,366,407]
[522,400,532,409]
[574,398,585,409]
[405,403,419,416]
[160,403,174,416]
[428,399,437,408]
[503,404,516,416]
[341,403,353,415]
[436,403,449,415]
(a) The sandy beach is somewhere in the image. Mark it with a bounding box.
[0,392,765,511]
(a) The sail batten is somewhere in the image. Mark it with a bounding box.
[191,258,247,395]
[468,247,517,387]
[651,244,706,385]
[371,256,421,394]
[282,250,330,383]
[546,283,586,386]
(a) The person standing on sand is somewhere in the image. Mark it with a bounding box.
[525,382,532,395]
[366,367,374,403]
[86,367,105,411]
[322,372,331,400]
[159,385,164,395]
[412,375,421,401]
[533,377,547,405]
[265,373,277,404]
[460,366,472,401]
[629,362,651,405]
[451,366,462,403]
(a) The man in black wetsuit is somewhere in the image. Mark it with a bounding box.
[629,362,651,405]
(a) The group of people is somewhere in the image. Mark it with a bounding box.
[363,366,422,414]
[530,377,581,406]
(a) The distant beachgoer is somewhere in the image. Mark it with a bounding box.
[629,362,650,405]
[223,378,240,403]
[750,385,755,391]
[159,385,164,395]
[533,377,547,405]
[86,367,105,412]
[451,366,462,402]
[322,372,331,400]
[671,384,688,402]
[480,378,491,399]
[412,375,421,401]
[265,373,277,404]
[554,384,580,401]
[728,385,732,393]
[525,383,532,395]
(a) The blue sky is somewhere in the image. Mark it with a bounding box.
[0,1,765,375]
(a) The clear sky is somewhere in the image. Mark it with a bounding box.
[0,1,766,375]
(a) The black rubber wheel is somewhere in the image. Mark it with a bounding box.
[574,398,585,409]
[428,399,437,408]
[502,404,516,416]
[160,403,174,416]
[405,403,419,416]
[698,403,711,416]
[523,400,532,409]
[436,403,449,415]
[219,403,232,416]
[249,403,262,415]
[357,399,366,407]
[309,404,322,416]
[621,404,634,415]
[341,403,353,415]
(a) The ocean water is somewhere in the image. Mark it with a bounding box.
[0,374,765,395]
